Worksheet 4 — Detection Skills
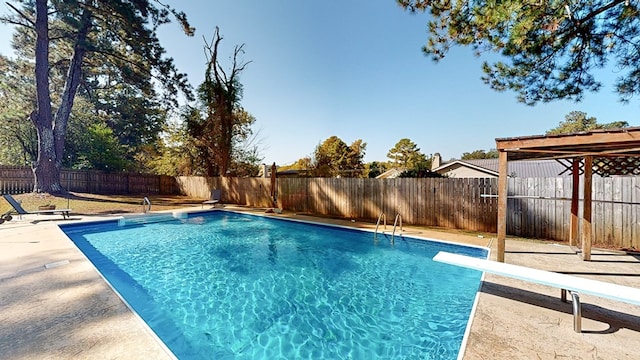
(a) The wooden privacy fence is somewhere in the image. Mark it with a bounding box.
[4,165,639,248]
[176,177,498,233]
[178,176,640,249]
[0,165,178,195]
[507,176,640,249]
[175,176,275,208]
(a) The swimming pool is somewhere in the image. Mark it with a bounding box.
[61,211,488,359]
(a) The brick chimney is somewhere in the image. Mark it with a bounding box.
[431,153,442,170]
[259,163,268,178]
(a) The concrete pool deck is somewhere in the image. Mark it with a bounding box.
[1,207,639,359]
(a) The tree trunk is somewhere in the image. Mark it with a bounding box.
[54,7,92,166]
[31,1,91,193]
[33,120,63,193]
[32,0,61,193]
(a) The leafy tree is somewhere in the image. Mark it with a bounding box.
[279,157,314,177]
[0,22,169,171]
[93,84,168,154]
[142,120,200,176]
[546,111,629,135]
[313,136,366,177]
[1,0,193,193]
[75,123,129,171]
[170,102,263,177]
[387,138,429,169]
[461,149,499,160]
[346,139,367,177]
[186,27,251,176]
[366,161,388,178]
[399,167,443,178]
[60,96,106,168]
[398,153,440,177]
[283,157,314,171]
[0,56,37,165]
[227,110,264,177]
[398,1,640,105]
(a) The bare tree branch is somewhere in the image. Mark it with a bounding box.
[5,2,35,27]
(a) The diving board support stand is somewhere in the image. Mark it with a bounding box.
[433,251,640,333]
[561,289,582,332]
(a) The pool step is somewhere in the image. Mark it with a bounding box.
[118,212,186,226]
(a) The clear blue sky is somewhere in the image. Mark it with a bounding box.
[1,1,638,165]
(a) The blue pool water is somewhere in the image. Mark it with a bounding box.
[61,211,487,359]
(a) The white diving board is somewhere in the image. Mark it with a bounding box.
[433,251,640,332]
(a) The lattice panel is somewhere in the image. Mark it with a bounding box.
[556,158,579,176]
[593,157,640,176]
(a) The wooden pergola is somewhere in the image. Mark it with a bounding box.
[495,127,640,262]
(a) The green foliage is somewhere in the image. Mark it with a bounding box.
[366,161,389,178]
[174,105,262,176]
[313,136,367,177]
[0,55,37,165]
[228,109,264,177]
[387,138,431,170]
[0,0,194,191]
[0,44,166,170]
[461,149,499,160]
[398,1,640,104]
[398,153,440,177]
[385,138,439,177]
[398,168,443,178]
[279,157,314,177]
[62,96,105,167]
[75,123,129,171]
[282,157,314,171]
[387,138,418,167]
[546,111,629,135]
[139,120,200,176]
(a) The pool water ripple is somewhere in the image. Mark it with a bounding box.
[62,211,487,359]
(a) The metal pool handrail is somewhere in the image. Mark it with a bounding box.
[374,212,386,239]
[142,197,151,213]
[391,214,403,244]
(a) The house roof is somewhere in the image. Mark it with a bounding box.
[375,168,405,179]
[434,158,571,178]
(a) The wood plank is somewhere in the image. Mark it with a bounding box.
[613,176,623,247]
[621,177,631,248]
[603,177,614,246]
[570,160,580,246]
[547,177,556,240]
[497,151,508,262]
[632,177,639,249]
[582,156,593,260]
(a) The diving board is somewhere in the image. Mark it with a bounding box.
[433,251,640,332]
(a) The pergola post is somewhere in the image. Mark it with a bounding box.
[495,128,640,261]
[497,150,508,262]
[569,158,580,247]
[581,156,593,261]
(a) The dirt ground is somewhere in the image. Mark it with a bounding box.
[0,192,204,216]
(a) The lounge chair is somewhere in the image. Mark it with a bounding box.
[202,189,222,208]
[2,194,72,221]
